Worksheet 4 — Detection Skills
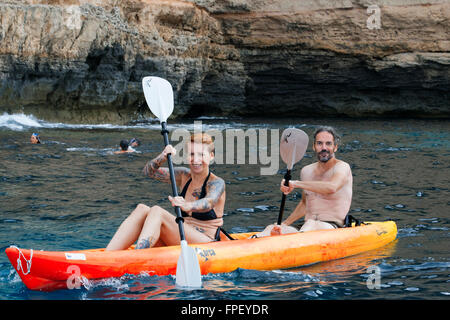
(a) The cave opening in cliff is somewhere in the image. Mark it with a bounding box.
[185,104,209,118]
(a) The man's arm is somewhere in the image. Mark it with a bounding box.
[282,193,306,226]
[290,162,350,195]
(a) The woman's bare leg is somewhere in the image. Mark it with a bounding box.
[135,205,212,248]
[135,205,166,249]
[107,204,213,251]
[106,204,151,251]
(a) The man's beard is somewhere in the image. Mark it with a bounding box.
[317,150,333,162]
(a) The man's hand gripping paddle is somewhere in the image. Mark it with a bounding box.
[277,128,309,225]
[142,76,202,289]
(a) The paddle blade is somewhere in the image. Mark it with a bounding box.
[280,128,309,169]
[142,76,174,122]
[175,240,202,289]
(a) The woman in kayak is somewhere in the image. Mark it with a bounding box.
[106,133,225,250]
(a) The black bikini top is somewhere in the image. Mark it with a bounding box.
[179,172,218,221]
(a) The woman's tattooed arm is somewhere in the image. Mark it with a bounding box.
[142,152,189,185]
[184,178,225,212]
[142,152,169,182]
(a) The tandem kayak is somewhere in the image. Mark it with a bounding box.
[5,221,397,291]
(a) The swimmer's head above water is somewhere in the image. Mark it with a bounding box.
[30,133,41,144]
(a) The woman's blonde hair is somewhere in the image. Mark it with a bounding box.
[189,133,215,153]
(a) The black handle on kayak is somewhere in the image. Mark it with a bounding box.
[161,121,186,241]
[277,169,292,225]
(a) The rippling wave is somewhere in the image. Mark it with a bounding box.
[0,113,249,132]
[0,116,449,300]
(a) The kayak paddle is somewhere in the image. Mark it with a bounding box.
[277,128,309,225]
[142,76,202,289]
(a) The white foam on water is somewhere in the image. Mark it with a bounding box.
[0,113,245,131]
[0,113,43,131]
[0,112,164,131]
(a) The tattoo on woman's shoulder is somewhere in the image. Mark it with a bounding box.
[207,179,225,199]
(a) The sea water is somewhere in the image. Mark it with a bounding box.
[0,113,448,300]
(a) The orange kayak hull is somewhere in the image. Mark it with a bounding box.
[5,221,397,291]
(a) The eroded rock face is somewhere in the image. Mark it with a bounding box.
[207,0,450,118]
[0,0,448,123]
[0,0,246,123]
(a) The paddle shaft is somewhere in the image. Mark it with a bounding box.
[277,170,292,225]
[160,121,187,241]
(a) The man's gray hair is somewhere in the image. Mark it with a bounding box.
[313,126,341,144]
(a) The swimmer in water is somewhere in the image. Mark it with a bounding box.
[129,138,140,148]
[128,138,140,152]
[115,140,134,154]
[30,133,41,144]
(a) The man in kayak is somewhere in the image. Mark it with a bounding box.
[106,133,226,250]
[261,126,352,236]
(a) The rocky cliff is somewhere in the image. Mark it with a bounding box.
[0,0,448,123]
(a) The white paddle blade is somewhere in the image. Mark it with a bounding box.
[142,76,174,122]
[175,240,202,289]
[280,128,309,169]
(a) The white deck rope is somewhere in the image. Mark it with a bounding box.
[9,246,33,275]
